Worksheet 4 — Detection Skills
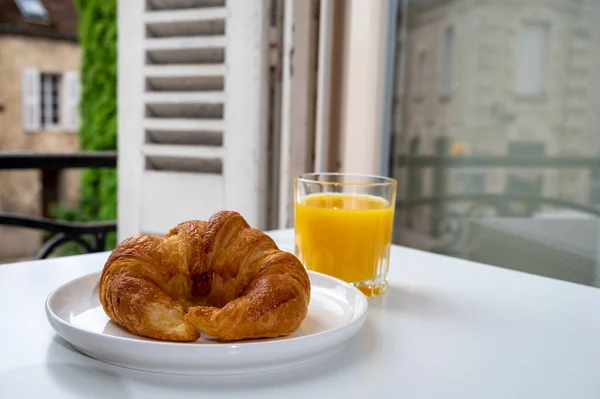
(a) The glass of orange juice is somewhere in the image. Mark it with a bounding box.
[294,173,397,297]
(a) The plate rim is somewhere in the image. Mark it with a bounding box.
[45,269,369,348]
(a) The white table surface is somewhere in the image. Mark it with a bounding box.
[1,229,600,398]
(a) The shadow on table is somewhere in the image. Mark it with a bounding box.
[46,363,132,398]
[0,337,131,398]
[48,336,132,397]
[45,318,380,392]
[369,284,470,324]
[369,284,436,312]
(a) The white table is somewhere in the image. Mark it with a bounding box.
[1,229,600,398]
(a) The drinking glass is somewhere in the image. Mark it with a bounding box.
[294,173,397,297]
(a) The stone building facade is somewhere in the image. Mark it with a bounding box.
[0,0,80,261]
[393,0,600,237]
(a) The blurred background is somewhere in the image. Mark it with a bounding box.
[1,0,600,289]
[0,0,116,261]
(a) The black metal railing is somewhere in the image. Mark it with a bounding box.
[0,152,117,259]
[0,151,117,170]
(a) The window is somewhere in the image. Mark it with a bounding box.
[40,73,61,128]
[440,27,454,98]
[387,0,600,288]
[14,0,49,25]
[515,22,549,97]
[22,69,80,133]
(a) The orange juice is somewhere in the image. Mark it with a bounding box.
[294,193,394,296]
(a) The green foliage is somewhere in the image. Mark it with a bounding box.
[51,0,118,253]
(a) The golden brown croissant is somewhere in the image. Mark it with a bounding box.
[98,211,310,341]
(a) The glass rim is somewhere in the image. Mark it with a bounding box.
[296,172,397,187]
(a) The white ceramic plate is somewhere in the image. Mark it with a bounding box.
[45,271,368,375]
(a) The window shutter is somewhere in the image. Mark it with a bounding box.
[118,0,271,240]
[22,68,40,133]
[63,71,81,132]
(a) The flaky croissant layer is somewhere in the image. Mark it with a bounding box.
[98,211,311,341]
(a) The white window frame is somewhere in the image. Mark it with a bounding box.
[279,0,399,226]
[278,0,319,228]
[312,0,400,178]
[22,69,80,133]
[336,0,391,176]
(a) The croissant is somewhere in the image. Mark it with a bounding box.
[98,211,311,341]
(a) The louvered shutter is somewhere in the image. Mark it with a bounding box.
[118,0,271,240]
[63,71,81,132]
[22,68,41,133]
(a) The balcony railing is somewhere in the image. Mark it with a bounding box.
[4,150,597,259]
[394,153,600,253]
[0,152,117,259]
[396,154,600,214]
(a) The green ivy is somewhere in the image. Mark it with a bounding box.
[51,0,118,253]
